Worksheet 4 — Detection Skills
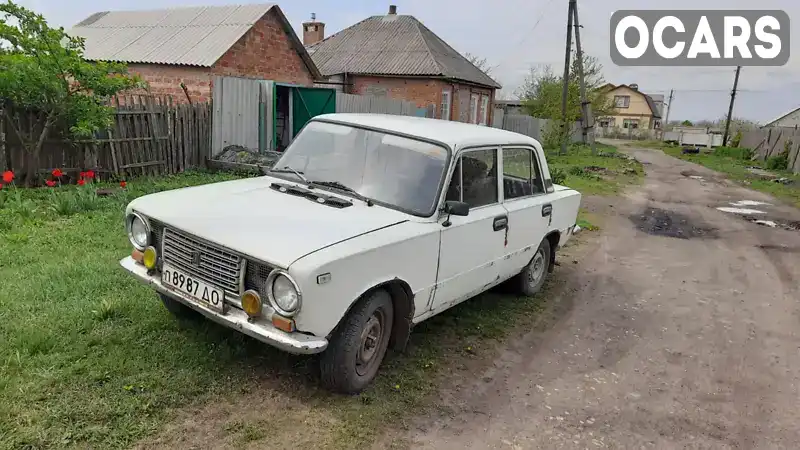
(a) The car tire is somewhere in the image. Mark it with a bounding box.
[320,289,394,394]
[159,294,199,320]
[516,238,552,296]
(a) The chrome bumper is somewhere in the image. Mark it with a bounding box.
[119,256,328,355]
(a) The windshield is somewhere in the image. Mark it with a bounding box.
[272,121,449,216]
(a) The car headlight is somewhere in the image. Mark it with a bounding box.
[126,212,151,251]
[267,270,301,316]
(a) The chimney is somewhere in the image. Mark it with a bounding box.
[302,13,325,46]
[389,5,397,14]
[629,83,639,91]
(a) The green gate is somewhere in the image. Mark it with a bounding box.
[291,86,336,137]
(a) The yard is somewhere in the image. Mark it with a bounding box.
[0,145,642,449]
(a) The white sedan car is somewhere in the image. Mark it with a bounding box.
[120,114,581,393]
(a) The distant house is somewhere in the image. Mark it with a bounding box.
[597,83,662,130]
[763,107,800,128]
[303,5,501,125]
[69,4,321,103]
[495,99,526,116]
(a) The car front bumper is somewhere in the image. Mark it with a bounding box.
[119,256,328,355]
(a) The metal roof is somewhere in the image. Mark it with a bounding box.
[307,14,501,89]
[68,3,318,71]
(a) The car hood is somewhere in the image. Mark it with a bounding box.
[126,176,410,268]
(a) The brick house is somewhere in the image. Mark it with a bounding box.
[304,5,501,125]
[69,4,321,103]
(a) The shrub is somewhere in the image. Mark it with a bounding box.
[714,146,753,160]
[766,152,789,171]
[550,167,567,185]
[73,187,102,212]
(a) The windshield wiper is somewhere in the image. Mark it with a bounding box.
[310,180,374,207]
[270,166,308,183]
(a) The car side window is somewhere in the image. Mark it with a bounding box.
[502,147,545,199]
[445,148,498,208]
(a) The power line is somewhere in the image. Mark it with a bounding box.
[493,0,559,70]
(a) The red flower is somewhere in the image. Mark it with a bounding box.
[2,171,13,184]
[85,170,95,179]
[79,172,86,178]
[45,180,56,187]
[119,181,127,188]
[0,183,3,190]
[52,168,64,178]
[77,179,86,186]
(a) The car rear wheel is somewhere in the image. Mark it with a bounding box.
[320,289,394,394]
[159,293,199,320]
[516,238,551,296]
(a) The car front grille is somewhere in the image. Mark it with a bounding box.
[245,259,275,298]
[159,226,243,295]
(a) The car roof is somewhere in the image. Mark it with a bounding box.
[311,113,541,149]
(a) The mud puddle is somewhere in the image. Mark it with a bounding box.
[629,207,719,239]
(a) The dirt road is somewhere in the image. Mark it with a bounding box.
[407,148,800,449]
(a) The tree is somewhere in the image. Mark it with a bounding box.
[0,1,142,184]
[516,53,614,148]
[680,120,694,126]
[465,52,493,76]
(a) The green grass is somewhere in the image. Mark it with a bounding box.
[544,143,645,196]
[0,170,596,450]
[661,146,800,208]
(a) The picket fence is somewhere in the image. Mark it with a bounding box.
[1,95,211,182]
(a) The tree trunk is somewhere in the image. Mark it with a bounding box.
[23,111,56,186]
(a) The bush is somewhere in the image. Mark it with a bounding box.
[73,187,102,212]
[766,152,789,171]
[550,167,567,185]
[713,146,753,160]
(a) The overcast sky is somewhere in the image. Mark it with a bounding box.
[16,0,799,124]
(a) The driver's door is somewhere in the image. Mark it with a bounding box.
[431,147,507,312]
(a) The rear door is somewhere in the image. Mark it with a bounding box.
[291,86,336,137]
[498,146,552,279]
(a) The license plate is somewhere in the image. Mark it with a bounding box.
[162,265,225,313]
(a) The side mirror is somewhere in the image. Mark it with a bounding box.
[442,201,469,228]
[444,201,470,217]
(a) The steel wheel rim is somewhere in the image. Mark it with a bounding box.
[356,309,385,376]
[528,249,546,288]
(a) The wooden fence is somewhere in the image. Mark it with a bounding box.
[741,127,800,174]
[0,95,212,182]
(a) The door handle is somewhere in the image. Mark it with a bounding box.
[542,204,553,217]
[493,215,508,231]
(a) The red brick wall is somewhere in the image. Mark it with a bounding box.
[127,9,314,104]
[351,75,494,124]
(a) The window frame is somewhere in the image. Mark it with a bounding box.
[444,146,501,210]
[623,118,640,129]
[614,95,630,108]
[479,95,490,126]
[441,88,452,121]
[500,146,547,203]
[469,93,480,124]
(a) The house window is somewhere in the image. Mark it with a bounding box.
[652,119,662,129]
[469,93,479,124]
[441,89,452,120]
[598,118,614,128]
[623,119,639,129]
[479,95,490,126]
[614,95,630,108]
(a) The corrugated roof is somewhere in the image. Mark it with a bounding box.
[68,4,287,68]
[307,14,501,89]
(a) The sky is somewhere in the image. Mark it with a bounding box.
[14,0,800,124]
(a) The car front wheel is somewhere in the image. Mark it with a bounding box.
[320,289,394,394]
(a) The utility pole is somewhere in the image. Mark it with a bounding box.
[663,89,674,126]
[722,66,741,147]
[571,0,595,154]
[559,0,575,155]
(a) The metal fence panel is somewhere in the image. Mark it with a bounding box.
[212,76,261,156]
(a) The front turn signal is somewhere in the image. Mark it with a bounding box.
[143,246,158,270]
[242,290,263,318]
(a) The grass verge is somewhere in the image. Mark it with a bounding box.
[658,145,800,208]
[545,143,644,196]
[0,169,598,450]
